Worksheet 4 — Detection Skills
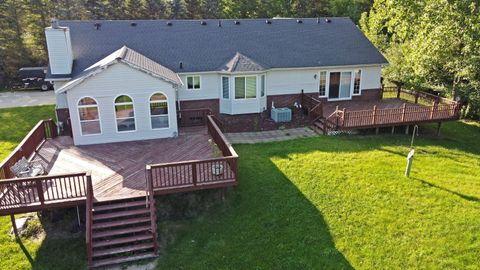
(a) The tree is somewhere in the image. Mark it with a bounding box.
[360,0,480,119]
[171,0,188,19]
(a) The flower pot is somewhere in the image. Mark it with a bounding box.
[212,164,224,176]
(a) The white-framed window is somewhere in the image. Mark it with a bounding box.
[260,75,265,97]
[186,75,201,90]
[149,93,169,129]
[353,70,361,95]
[319,71,327,97]
[114,95,136,132]
[222,76,229,99]
[234,76,256,99]
[78,97,101,135]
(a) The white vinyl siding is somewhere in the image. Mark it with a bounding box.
[66,63,178,145]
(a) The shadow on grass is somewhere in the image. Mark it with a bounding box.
[412,177,480,203]
[155,153,354,269]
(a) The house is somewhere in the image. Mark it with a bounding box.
[45,18,389,145]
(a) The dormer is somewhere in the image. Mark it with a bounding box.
[45,19,73,75]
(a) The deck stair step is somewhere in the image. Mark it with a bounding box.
[92,216,151,230]
[91,252,158,268]
[93,208,150,221]
[93,242,154,257]
[93,200,146,212]
[92,234,153,248]
[87,197,158,268]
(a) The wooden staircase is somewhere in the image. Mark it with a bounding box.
[87,197,158,268]
[312,117,337,135]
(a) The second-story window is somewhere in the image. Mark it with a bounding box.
[186,75,201,90]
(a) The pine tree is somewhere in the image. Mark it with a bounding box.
[171,0,188,19]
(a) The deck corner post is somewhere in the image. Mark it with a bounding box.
[35,179,45,205]
[401,103,407,122]
[436,122,442,136]
[372,105,377,125]
[10,214,19,239]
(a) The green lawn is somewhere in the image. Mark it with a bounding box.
[0,105,479,269]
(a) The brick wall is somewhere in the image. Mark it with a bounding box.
[179,99,220,114]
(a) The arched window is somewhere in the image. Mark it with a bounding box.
[149,93,169,129]
[78,97,101,135]
[114,95,136,132]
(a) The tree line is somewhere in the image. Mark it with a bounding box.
[360,0,480,119]
[0,0,371,87]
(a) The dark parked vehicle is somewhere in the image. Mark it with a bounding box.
[16,67,53,91]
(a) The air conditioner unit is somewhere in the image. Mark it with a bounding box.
[271,107,292,123]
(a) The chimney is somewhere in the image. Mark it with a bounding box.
[45,19,73,75]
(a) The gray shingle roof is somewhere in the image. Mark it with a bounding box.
[54,18,388,79]
[56,46,181,92]
[220,52,267,72]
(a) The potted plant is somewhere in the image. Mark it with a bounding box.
[208,139,224,176]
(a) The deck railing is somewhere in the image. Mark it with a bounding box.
[147,115,238,194]
[0,119,58,180]
[336,102,460,128]
[177,108,212,127]
[300,90,323,122]
[0,172,90,215]
[382,86,457,106]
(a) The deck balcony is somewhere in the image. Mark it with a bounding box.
[302,86,462,133]
[0,111,238,215]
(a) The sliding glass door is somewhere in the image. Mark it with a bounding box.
[328,72,352,100]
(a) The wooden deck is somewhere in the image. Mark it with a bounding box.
[322,98,421,118]
[31,126,218,201]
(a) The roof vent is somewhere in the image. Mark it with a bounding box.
[179,61,183,69]
[325,18,331,23]
[51,18,60,29]
[265,20,272,24]
[94,22,101,30]
[166,21,172,26]
[234,20,240,25]
[296,19,303,24]
[130,22,137,27]
[218,20,222,27]
[200,21,207,25]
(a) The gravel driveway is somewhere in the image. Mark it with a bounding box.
[0,90,55,109]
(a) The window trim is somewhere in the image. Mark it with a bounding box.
[77,96,102,136]
[149,92,170,130]
[221,76,230,100]
[233,75,257,100]
[353,69,362,96]
[186,75,201,90]
[113,94,137,133]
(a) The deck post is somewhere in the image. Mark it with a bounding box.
[10,214,19,239]
[436,122,442,136]
[405,125,410,135]
[342,108,346,128]
[401,103,407,122]
[372,105,377,125]
[192,163,197,187]
[335,106,339,129]
[35,179,45,205]
[391,126,395,134]
[375,127,379,134]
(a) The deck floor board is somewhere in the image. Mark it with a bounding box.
[31,126,215,201]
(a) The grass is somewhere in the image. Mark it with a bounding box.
[154,121,480,269]
[0,104,479,269]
